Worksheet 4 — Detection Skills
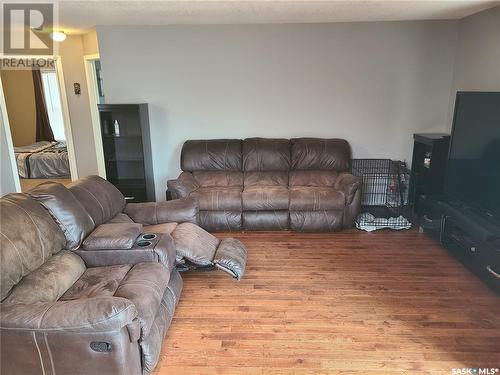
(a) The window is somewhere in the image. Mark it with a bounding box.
[94,59,105,104]
[41,70,65,140]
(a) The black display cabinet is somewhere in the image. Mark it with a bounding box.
[98,104,155,202]
[409,133,450,214]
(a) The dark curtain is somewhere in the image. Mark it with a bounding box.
[32,69,55,142]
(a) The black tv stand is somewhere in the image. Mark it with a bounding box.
[417,195,500,294]
[447,200,465,208]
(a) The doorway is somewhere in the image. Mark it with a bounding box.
[0,56,78,192]
[84,53,106,178]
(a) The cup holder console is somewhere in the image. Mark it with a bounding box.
[134,233,159,248]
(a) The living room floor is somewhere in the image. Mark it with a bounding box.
[156,230,500,375]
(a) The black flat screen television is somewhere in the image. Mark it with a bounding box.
[445,91,500,221]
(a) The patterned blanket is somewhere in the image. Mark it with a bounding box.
[15,141,70,179]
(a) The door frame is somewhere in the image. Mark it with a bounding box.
[0,77,21,193]
[54,55,78,180]
[0,54,78,185]
[83,53,106,178]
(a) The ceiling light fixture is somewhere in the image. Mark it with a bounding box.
[50,31,66,42]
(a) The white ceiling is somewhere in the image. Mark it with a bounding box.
[57,0,500,34]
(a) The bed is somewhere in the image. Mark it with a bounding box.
[15,141,70,179]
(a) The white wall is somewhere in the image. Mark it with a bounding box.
[447,6,500,126]
[59,35,99,178]
[98,22,458,200]
[82,30,100,56]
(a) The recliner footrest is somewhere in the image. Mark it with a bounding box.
[171,223,247,280]
[175,262,216,273]
[213,238,247,280]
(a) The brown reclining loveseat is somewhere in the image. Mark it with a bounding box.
[68,176,246,279]
[0,176,246,375]
[168,137,362,232]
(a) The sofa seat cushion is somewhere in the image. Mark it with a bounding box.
[60,264,133,300]
[289,187,346,211]
[242,186,289,210]
[114,262,170,337]
[243,171,288,186]
[60,262,170,338]
[191,187,242,211]
[143,222,179,235]
[83,223,143,250]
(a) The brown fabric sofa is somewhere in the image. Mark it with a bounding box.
[0,191,181,375]
[167,138,362,232]
[68,176,246,279]
[0,176,246,375]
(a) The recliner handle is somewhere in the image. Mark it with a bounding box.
[90,341,112,352]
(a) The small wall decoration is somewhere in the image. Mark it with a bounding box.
[73,82,81,95]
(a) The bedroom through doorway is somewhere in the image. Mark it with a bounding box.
[0,58,77,192]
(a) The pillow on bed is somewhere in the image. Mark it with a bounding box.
[28,182,95,250]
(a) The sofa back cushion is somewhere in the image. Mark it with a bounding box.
[192,171,243,187]
[181,139,242,171]
[289,170,339,187]
[291,138,351,172]
[29,182,95,250]
[242,138,290,172]
[3,250,86,304]
[69,175,126,226]
[0,193,66,301]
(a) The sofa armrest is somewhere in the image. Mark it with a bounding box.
[335,173,362,205]
[0,297,137,334]
[82,223,143,250]
[124,197,199,225]
[167,172,199,199]
[75,233,177,271]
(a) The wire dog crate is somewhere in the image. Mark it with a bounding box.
[351,159,411,229]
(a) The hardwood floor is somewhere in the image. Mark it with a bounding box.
[155,230,500,375]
